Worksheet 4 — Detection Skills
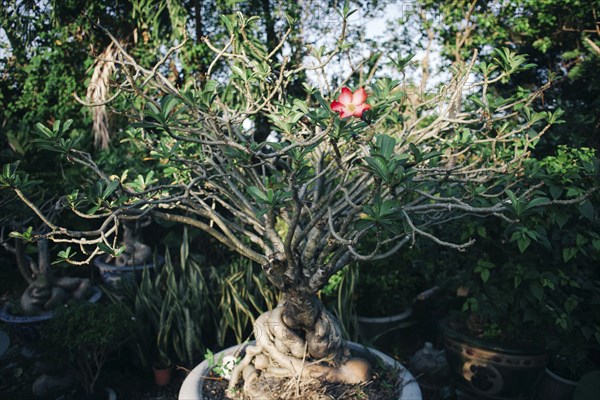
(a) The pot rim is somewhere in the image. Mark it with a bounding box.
[544,368,578,386]
[93,254,164,271]
[442,319,548,356]
[0,286,103,323]
[357,307,413,323]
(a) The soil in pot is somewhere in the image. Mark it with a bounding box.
[189,342,418,400]
[201,357,403,400]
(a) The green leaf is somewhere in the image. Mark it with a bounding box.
[530,280,543,301]
[579,200,595,221]
[477,226,487,238]
[204,79,218,92]
[102,180,119,199]
[506,190,520,214]
[247,186,268,203]
[315,92,332,112]
[62,119,73,132]
[376,135,396,160]
[230,65,246,80]
[481,269,490,283]
[563,247,578,262]
[517,234,531,253]
[35,122,54,138]
[220,15,234,33]
[549,185,563,200]
[97,242,115,255]
[408,143,421,162]
[526,197,550,209]
[365,157,388,179]
[161,95,179,118]
[514,275,522,288]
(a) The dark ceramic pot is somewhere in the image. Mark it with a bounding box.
[94,255,164,290]
[534,368,577,400]
[443,323,548,399]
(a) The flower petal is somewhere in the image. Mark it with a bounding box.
[339,109,354,118]
[352,87,368,105]
[352,103,371,118]
[330,101,345,112]
[338,87,353,105]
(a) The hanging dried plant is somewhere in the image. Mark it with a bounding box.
[86,43,117,149]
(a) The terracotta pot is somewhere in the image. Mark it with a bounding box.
[443,323,548,400]
[153,364,173,386]
[178,341,422,400]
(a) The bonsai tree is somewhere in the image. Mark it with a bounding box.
[2,9,598,398]
[0,229,93,316]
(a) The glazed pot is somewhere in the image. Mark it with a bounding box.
[443,323,548,399]
[178,341,422,400]
[94,255,164,290]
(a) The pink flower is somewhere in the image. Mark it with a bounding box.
[330,87,371,119]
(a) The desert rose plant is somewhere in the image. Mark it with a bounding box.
[2,9,597,399]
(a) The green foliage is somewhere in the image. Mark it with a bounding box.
[108,229,278,367]
[212,255,279,346]
[354,245,425,318]
[114,242,212,368]
[41,301,134,394]
[414,0,600,149]
[4,3,600,386]
[436,146,600,376]
[43,301,132,354]
[204,348,240,379]
[321,264,359,341]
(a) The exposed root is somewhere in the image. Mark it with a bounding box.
[226,306,372,399]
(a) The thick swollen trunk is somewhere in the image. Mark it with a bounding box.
[227,290,372,399]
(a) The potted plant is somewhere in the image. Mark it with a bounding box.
[438,145,600,399]
[354,253,424,347]
[4,7,597,400]
[106,229,212,385]
[152,349,174,387]
[440,247,558,399]
[93,221,164,291]
[0,237,101,340]
[40,300,133,398]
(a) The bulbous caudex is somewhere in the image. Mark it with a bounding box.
[226,291,372,399]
